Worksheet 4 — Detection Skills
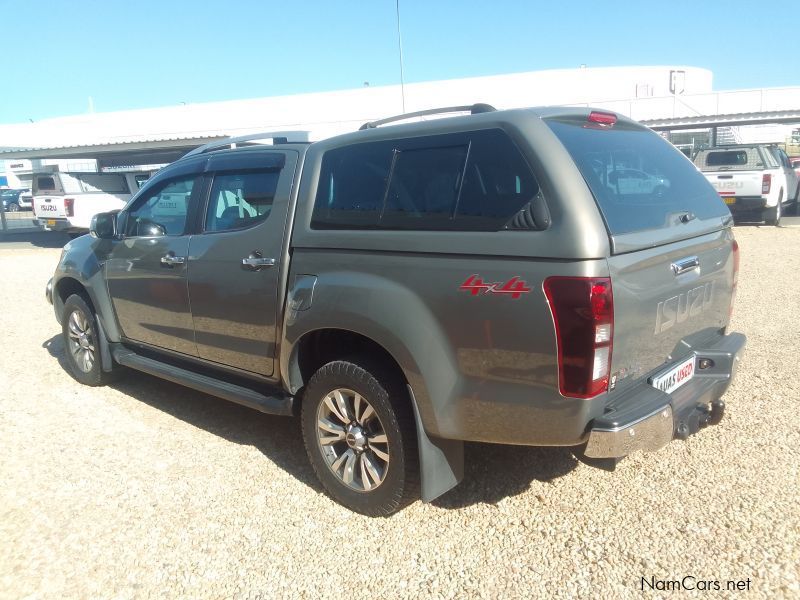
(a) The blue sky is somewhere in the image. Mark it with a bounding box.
[1,0,797,124]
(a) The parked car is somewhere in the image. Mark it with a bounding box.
[46,106,745,516]
[31,171,152,234]
[0,188,30,212]
[17,189,33,210]
[607,168,670,196]
[693,144,799,225]
[790,156,800,178]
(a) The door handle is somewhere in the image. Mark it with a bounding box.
[242,251,276,271]
[160,253,186,267]
[671,256,699,276]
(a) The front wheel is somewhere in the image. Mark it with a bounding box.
[301,359,419,516]
[62,294,121,386]
[7,202,20,212]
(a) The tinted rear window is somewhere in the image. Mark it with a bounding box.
[311,129,540,231]
[77,173,130,193]
[705,150,748,166]
[36,176,56,191]
[546,119,729,235]
[693,147,772,171]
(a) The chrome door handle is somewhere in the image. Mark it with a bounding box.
[671,256,699,275]
[242,252,276,271]
[160,253,186,267]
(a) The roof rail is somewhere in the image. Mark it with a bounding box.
[183,131,312,158]
[359,103,497,130]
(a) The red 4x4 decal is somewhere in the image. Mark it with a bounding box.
[459,275,532,299]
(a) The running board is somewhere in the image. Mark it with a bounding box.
[112,348,293,416]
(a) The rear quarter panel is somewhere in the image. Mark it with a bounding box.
[284,249,611,445]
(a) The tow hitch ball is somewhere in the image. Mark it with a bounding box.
[677,400,726,440]
[708,399,725,426]
[698,400,726,428]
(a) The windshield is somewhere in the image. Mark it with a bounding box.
[546,119,729,235]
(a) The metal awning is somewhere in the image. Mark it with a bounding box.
[642,110,800,131]
[0,136,227,162]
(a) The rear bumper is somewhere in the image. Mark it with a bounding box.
[725,196,772,218]
[35,217,71,231]
[584,332,746,459]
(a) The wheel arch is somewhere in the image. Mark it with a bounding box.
[54,276,93,323]
[287,326,464,503]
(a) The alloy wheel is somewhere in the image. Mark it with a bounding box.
[66,309,96,373]
[316,387,390,492]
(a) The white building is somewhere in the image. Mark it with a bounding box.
[1,65,798,185]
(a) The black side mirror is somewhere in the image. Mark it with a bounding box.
[90,211,117,239]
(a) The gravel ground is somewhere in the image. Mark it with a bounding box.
[1,225,798,599]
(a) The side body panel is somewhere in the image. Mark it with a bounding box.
[284,249,611,445]
[105,235,196,355]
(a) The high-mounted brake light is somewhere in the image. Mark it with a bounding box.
[64,198,74,217]
[544,277,614,399]
[587,111,617,126]
[761,174,771,194]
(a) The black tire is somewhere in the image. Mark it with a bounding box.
[764,195,782,227]
[62,294,122,386]
[301,358,419,516]
[7,202,20,212]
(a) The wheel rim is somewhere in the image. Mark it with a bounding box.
[66,309,96,373]
[316,387,390,492]
[9,203,19,212]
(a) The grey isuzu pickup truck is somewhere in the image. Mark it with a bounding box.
[47,105,746,515]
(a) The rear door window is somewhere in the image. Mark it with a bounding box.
[546,118,729,235]
[205,170,280,232]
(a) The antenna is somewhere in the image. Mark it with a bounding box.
[396,0,406,113]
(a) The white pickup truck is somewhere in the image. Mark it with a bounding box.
[693,145,799,226]
[31,171,152,235]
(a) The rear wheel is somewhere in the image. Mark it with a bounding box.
[764,195,782,226]
[301,359,419,516]
[62,294,121,386]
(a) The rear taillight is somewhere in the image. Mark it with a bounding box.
[64,198,74,217]
[544,277,614,399]
[729,239,740,319]
[761,174,771,194]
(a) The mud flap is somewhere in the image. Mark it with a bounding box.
[95,319,114,373]
[408,385,464,502]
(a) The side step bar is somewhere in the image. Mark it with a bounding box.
[112,348,293,416]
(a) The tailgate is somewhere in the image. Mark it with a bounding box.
[703,170,763,198]
[34,196,67,219]
[606,229,736,396]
